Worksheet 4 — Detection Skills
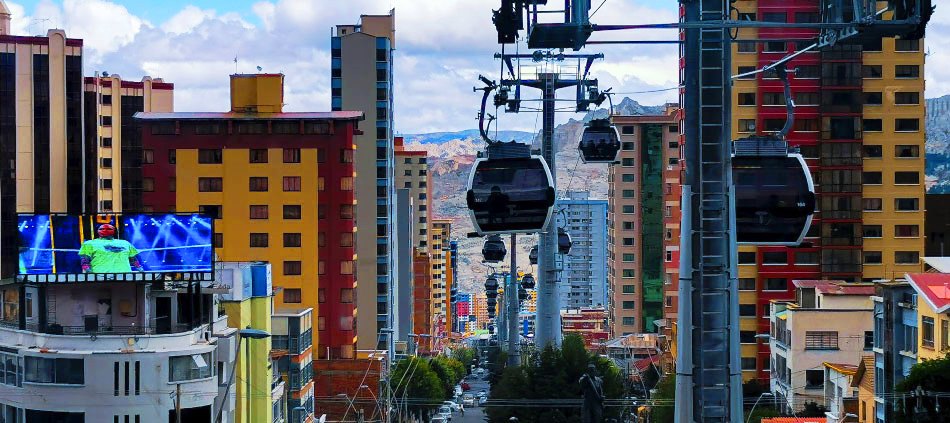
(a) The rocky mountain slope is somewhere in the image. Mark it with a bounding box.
[926,95,950,192]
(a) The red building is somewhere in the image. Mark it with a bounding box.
[562,308,610,350]
[135,74,362,360]
[413,250,432,353]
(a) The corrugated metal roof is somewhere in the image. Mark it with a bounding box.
[134,111,364,121]
[823,362,858,375]
[923,256,950,273]
[793,280,876,296]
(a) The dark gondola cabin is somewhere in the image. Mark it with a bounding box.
[733,137,816,246]
[482,235,507,262]
[529,245,538,265]
[578,118,621,163]
[521,273,536,289]
[557,228,573,255]
[467,142,555,235]
[485,276,499,291]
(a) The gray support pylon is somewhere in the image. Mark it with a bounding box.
[508,233,521,366]
[674,0,742,421]
[535,72,561,349]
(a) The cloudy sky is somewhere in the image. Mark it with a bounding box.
[5,0,948,134]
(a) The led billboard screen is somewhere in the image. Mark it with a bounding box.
[18,214,213,280]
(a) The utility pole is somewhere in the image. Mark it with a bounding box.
[508,233,520,366]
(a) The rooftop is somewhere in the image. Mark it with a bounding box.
[823,362,858,375]
[905,273,950,313]
[134,111,364,121]
[923,257,950,273]
[793,280,876,296]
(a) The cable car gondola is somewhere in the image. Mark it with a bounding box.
[467,141,556,235]
[518,286,527,302]
[529,245,538,265]
[733,136,815,246]
[482,235,507,263]
[578,118,621,163]
[485,276,499,291]
[557,228,573,255]
[521,273,535,289]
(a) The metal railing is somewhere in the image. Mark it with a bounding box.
[3,321,194,336]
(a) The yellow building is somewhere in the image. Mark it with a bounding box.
[218,262,278,423]
[852,356,876,423]
[905,273,950,360]
[726,0,926,382]
[135,74,365,360]
[84,74,174,212]
[430,219,453,321]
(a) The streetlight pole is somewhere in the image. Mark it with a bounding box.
[214,327,270,423]
[746,392,774,423]
[508,233,520,366]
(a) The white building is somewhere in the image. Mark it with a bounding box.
[769,280,874,414]
[0,277,240,422]
[556,191,609,310]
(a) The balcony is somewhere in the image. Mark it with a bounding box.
[272,328,313,355]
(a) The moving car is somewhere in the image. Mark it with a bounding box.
[431,417,448,423]
[462,394,475,407]
[442,401,461,412]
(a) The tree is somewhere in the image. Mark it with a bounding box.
[451,347,477,374]
[649,374,676,423]
[799,401,828,417]
[389,357,444,418]
[894,353,950,423]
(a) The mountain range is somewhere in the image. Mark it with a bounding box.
[416,96,949,293]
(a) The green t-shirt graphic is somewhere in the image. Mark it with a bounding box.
[78,238,140,273]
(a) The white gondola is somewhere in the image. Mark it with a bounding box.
[578,118,621,163]
[733,136,816,246]
[482,235,507,262]
[466,142,556,235]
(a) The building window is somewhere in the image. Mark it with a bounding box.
[151,122,177,135]
[764,278,788,291]
[941,320,949,350]
[622,269,636,278]
[741,357,757,370]
[200,205,222,219]
[168,150,177,164]
[194,123,222,135]
[895,39,920,52]
[738,93,755,106]
[923,317,937,348]
[101,158,112,168]
[763,41,786,52]
[622,205,635,214]
[795,251,819,265]
[304,121,330,134]
[863,198,883,211]
[737,119,755,133]
[142,178,154,192]
[740,331,756,344]
[283,261,302,276]
[236,122,266,135]
[894,92,920,105]
[198,149,223,164]
[283,148,301,163]
[249,205,268,219]
[738,278,755,291]
[862,65,883,79]
[895,145,920,158]
[762,252,787,265]
[895,198,919,211]
[894,171,920,184]
[895,119,920,132]
[249,233,268,247]
[736,41,756,53]
[863,92,883,105]
[794,92,819,105]
[284,288,302,304]
[249,149,268,163]
[862,119,883,132]
[622,253,635,262]
[168,353,213,382]
[739,304,756,317]
[863,225,883,238]
[622,301,635,310]
[622,317,636,326]
[804,331,839,350]
[248,177,268,192]
[283,233,301,248]
[340,177,354,191]
[863,251,883,264]
[213,233,223,248]
[283,205,302,219]
[622,285,635,294]
[863,171,883,185]
[895,65,920,79]
[101,137,113,147]
[272,121,299,134]
[283,176,302,192]
[101,116,112,126]
[894,225,919,238]
[736,66,756,79]
[198,177,223,192]
[738,252,756,265]
[340,232,354,247]
[23,356,84,385]
[340,261,355,275]
[805,369,824,389]
[340,288,354,303]
[895,251,919,265]
[621,158,634,167]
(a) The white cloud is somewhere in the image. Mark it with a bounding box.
[161,5,215,35]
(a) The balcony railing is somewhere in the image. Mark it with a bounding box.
[1,320,192,336]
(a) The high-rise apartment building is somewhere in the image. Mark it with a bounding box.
[332,11,397,351]
[395,136,431,251]
[271,307,315,423]
[83,75,173,212]
[431,219,453,330]
[412,250,432,344]
[0,28,86,278]
[556,191,608,310]
[136,74,363,359]
[727,1,926,382]
[607,107,680,336]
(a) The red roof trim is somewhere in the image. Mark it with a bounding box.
[905,273,950,313]
[0,35,83,47]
